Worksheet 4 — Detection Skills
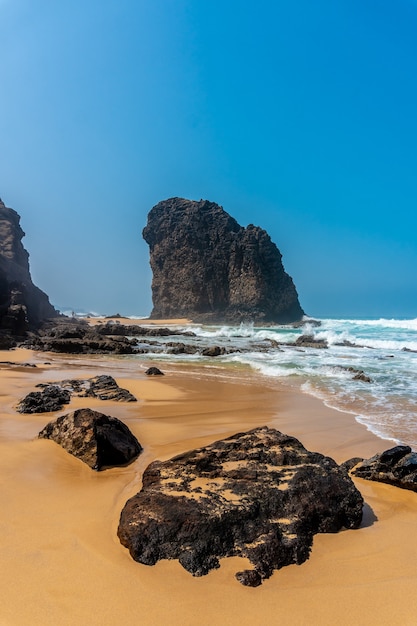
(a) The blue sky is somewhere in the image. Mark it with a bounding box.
[1,0,416,318]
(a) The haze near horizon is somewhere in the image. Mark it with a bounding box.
[1,0,416,320]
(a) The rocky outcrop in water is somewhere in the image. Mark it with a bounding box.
[118,426,363,586]
[349,445,417,491]
[143,197,304,324]
[39,408,142,470]
[0,199,57,334]
[25,321,137,354]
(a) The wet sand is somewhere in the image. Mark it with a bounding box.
[0,348,417,625]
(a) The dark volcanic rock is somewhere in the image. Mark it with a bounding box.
[86,375,137,402]
[96,322,196,338]
[295,334,328,349]
[142,197,304,324]
[26,322,137,354]
[18,376,136,412]
[348,368,372,383]
[201,346,224,357]
[17,385,71,413]
[39,408,142,470]
[0,199,57,334]
[235,569,263,587]
[351,445,417,491]
[118,426,363,585]
[331,366,372,383]
[145,367,164,376]
[340,457,364,472]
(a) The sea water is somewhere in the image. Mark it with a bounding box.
[127,317,417,449]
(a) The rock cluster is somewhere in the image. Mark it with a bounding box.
[118,426,363,586]
[143,197,304,324]
[39,408,142,470]
[350,445,417,491]
[17,385,71,413]
[0,199,57,336]
[17,375,136,413]
[26,320,137,354]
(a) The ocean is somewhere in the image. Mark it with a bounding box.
[123,317,417,450]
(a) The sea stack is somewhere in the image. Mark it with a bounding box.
[0,198,57,334]
[143,197,304,324]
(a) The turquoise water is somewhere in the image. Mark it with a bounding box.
[126,317,417,449]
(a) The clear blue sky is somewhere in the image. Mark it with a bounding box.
[1,0,416,319]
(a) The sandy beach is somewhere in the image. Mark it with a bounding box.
[0,345,417,626]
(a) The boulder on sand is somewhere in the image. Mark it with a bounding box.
[350,444,417,492]
[118,426,363,585]
[17,385,71,413]
[39,408,142,470]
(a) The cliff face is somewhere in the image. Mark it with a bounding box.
[0,199,57,333]
[143,197,304,324]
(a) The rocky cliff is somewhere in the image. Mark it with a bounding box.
[143,197,304,324]
[0,198,57,335]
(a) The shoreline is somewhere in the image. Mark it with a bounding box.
[0,348,416,624]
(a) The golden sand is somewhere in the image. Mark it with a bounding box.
[0,348,416,625]
[86,316,192,326]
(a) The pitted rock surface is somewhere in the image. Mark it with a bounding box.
[143,197,304,324]
[118,426,363,585]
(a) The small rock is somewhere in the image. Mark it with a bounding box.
[145,367,164,376]
[295,335,328,349]
[235,570,262,587]
[201,346,223,357]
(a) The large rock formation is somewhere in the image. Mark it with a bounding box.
[0,198,57,334]
[143,198,304,324]
[118,426,363,586]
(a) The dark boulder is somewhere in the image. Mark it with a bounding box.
[347,367,372,383]
[17,385,71,413]
[331,366,372,383]
[118,426,363,585]
[142,197,304,324]
[165,342,199,355]
[235,569,263,587]
[351,445,417,491]
[39,408,142,470]
[294,335,328,349]
[86,375,137,402]
[340,457,364,472]
[145,367,164,376]
[201,346,224,357]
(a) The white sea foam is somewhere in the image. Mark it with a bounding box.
[321,317,417,330]
[116,314,417,448]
